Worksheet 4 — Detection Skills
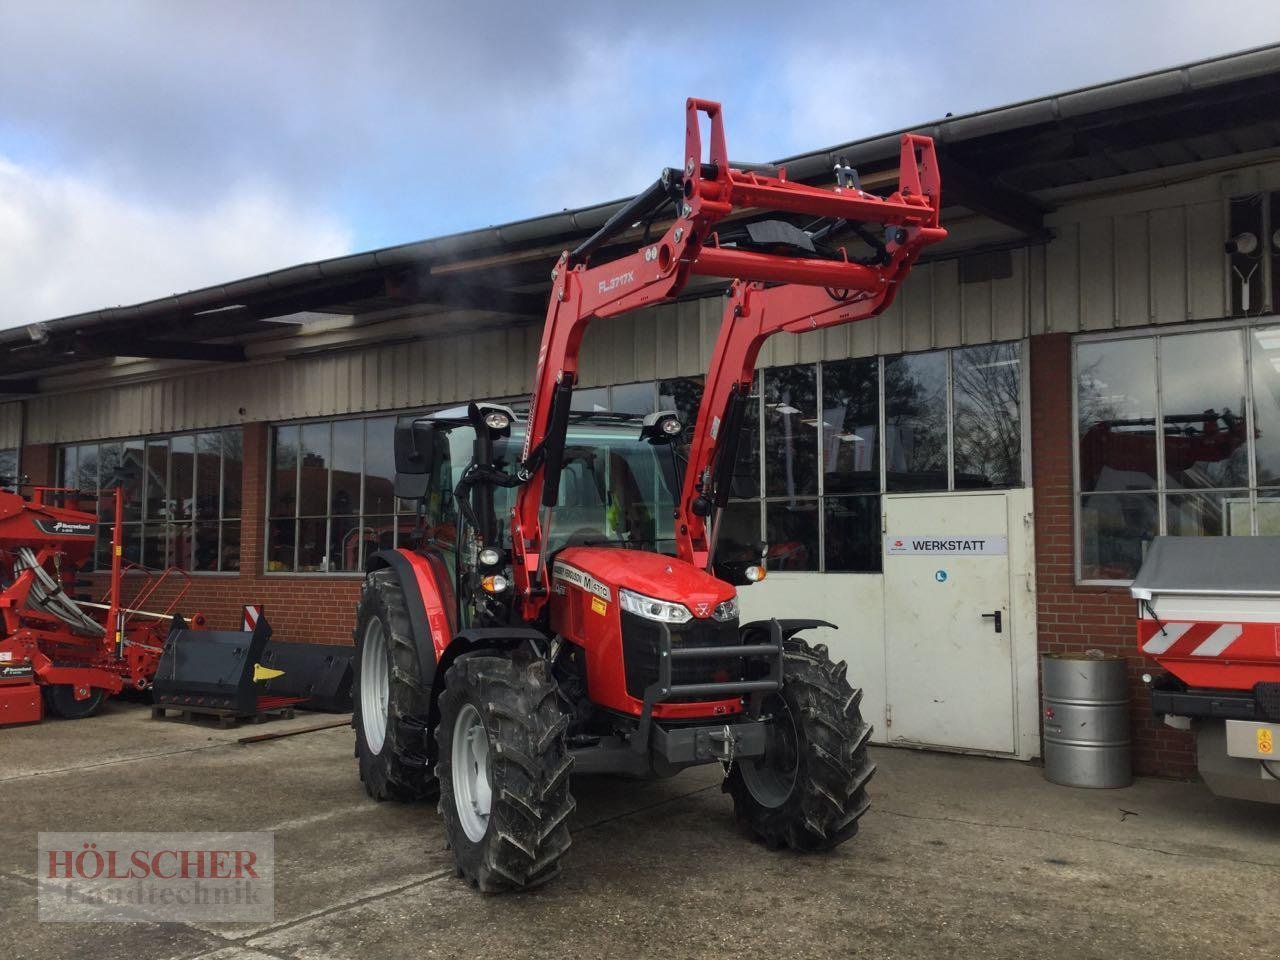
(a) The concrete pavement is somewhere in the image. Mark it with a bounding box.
[2,700,1277,960]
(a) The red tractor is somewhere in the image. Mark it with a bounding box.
[352,99,945,890]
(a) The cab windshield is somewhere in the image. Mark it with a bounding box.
[443,416,685,554]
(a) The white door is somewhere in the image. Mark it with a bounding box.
[882,492,1015,755]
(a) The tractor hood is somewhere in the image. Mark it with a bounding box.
[552,546,735,614]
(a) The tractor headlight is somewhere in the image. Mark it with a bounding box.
[619,588,691,624]
[712,596,739,621]
[483,410,511,431]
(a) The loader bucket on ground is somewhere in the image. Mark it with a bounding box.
[152,615,273,715]
[257,642,355,712]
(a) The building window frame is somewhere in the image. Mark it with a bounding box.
[738,339,1028,574]
[1072,316,1279,586]
[265,413,405,576]
[56,428,243,574]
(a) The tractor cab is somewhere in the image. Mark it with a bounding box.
[393,402,692,627]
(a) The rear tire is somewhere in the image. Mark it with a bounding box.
[42,684,106,719]
[353,568,437,801]
[725,637,875,851]
[436,653,574,892]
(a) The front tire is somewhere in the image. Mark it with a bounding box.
[725,637,875,851]
[436,653,574,892]
[353,568,437,801]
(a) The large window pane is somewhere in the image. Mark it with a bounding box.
[1251,326,1280,485]
[75,443,99,497]
[298,422,330,517]
[267,514,296,571]
[330,515,361,572]
[270,425,299,518]
[571,387,608,413]
[120,439,144,522]
[1079,492,1158,580]
[60,446,77,490]
[824,495,882,573]
[610,382,656,415]
[1259,493,1280,534]
[1167,489,1251,537]
[194,521,220,572]
[885,351,947,491]
[331,419,361,516]
[729,380,760,499]
[1077,339,1157,491]
[0,448,16,486]
[144,440,168,521]
[953,343,1022,489]
[822,358,879,494]
[364,418,397,516]
[170,435,195,524]
[764,365,818,498]
[194,433,222,522]
[221,521,241,571]
[1161,331,1249,489]
[765,500,819,571]
[297,517,327,572]
[142,522,170,570]
[222,429,243,518]
[716,500,761,564]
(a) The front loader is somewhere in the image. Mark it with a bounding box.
[352,99,945,890]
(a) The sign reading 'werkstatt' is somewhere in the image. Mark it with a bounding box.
[884,535,1008,556]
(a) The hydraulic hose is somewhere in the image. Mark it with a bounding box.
[13,547,105,637]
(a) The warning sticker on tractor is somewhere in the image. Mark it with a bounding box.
[1259,728,1274,755]
[884,536,1008,556]
[591,596,608,616]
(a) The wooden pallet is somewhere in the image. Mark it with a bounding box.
[151,701,298,729]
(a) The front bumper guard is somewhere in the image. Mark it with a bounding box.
[634,617,784,758]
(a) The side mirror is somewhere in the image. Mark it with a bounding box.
[394,417,443,499]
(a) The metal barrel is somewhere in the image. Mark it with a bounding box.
[1041,653,1132,789]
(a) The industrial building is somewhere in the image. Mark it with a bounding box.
[4,44,1280,777]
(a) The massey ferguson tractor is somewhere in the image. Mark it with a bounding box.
[352,99,946,890]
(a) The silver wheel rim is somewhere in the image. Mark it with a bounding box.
[739,694,800,809]
[360,618,390,754]
[452,703,492,843]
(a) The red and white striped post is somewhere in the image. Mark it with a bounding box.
[242,604,263,632]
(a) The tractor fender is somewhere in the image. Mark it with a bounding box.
[365,548,452,689]
[740,618,837,644]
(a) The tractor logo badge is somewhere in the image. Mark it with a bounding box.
[597,271,635,295]
[695,602,711,618]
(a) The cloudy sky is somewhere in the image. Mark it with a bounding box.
[1,0,1278,327]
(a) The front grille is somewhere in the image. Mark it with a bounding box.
[1257,683,1280,723]
[620,610,743,701]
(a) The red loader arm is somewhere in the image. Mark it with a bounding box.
[513,99,946,615]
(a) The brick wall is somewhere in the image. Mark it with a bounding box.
[56,420,363,649]
[28,341,1199,775]
[1029,333,1195,778]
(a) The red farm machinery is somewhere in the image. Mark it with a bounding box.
[351,99,945,890]
[0,484,202,725]
[1134,535,1280,803]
